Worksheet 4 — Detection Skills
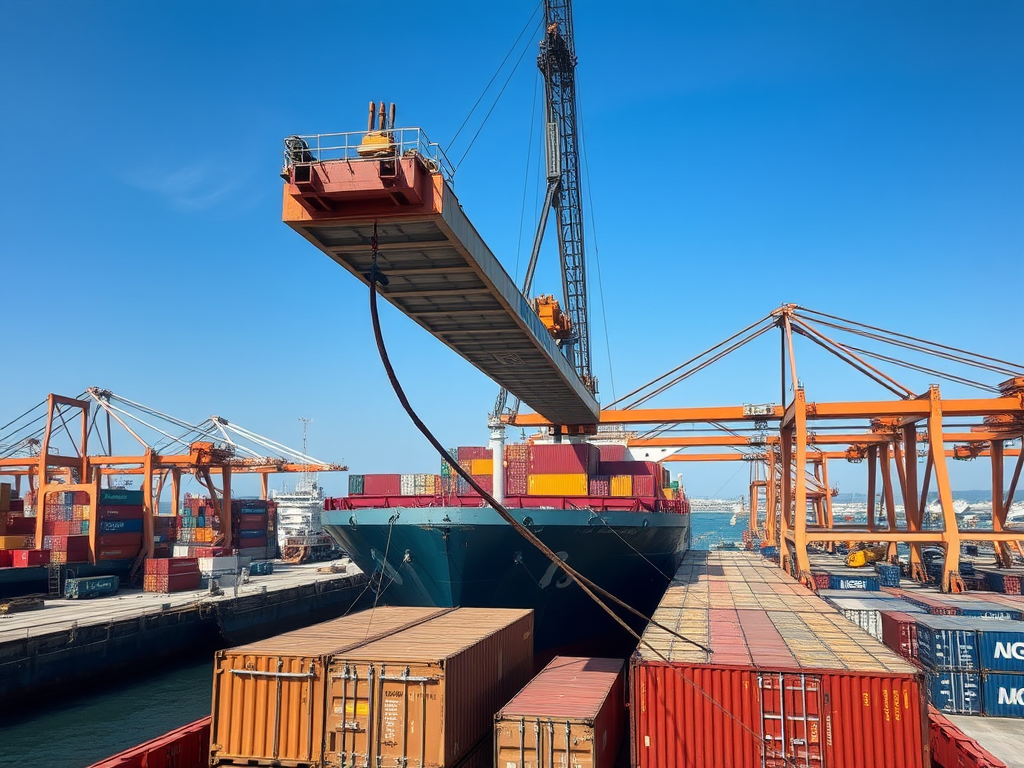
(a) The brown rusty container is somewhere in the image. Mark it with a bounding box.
[494,656,624,768]
[210,607,446,767]
[324,608,534,768]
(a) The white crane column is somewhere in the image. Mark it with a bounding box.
[488,415,506,505]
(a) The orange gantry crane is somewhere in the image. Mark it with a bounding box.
[0,388,346,569]
[511,305,1024,591]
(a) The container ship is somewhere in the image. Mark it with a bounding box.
[324,441,691,653]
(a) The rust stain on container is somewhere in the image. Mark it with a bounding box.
[210,606,446,767]
[324,608,534,768]
[631,551,928,768]
[494,656,624,768]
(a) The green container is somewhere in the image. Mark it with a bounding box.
[670,481,679,491]
[348,474,364,495]
[65,574,120,599]
[99,488,144,505]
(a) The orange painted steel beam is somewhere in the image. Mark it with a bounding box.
[788,530,1024,543]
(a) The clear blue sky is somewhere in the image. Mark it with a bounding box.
[1,1,1021,498]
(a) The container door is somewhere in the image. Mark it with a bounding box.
[758,673,824,768]
[327,662,443,768]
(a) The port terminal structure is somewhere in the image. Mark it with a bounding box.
[0,388,346,569]
[280,115,1022,594]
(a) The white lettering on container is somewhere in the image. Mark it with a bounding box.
[993,642,1024,661]
[996,687,1024,706]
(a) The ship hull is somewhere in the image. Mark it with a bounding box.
[322,506,690,654]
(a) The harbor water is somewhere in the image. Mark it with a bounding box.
[0,512,742,768]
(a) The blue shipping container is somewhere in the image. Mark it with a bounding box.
[828,574,880,591]
[99,519,143,533]
[960,606,1023,621]
[982,672,1024,717]
[916,616,980,670]
[927,671,982,714]
[975,619,1024,672]
[238,529,266,540]
[98,488,144,505]
[65,574,120,599]
[874,562,901,587]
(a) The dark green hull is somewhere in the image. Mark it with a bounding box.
[322,506,690,653]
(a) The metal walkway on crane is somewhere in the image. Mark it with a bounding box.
[280,128,599,427]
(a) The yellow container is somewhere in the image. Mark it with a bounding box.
[528,474,588,496]
[470,459,494,476]
[610,475,633,497]
[662,487,675,499]
[0,534,36,549]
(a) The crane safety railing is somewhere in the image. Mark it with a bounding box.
[282,128,455,181]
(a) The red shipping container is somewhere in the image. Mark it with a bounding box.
[97,532,143,547]
[146,557,200,576]
[529,443,599,475]
[50,521,72,536]
[0,514,35,535]
[811,572,831,590]
[597,444,627,462]
[505,474,528,496]
[13,549,50,567]
[598,460,659,477]
[99,505,145,521]
[362,474,402,496]
[456,446,491,462]
[87,715,211,768]
[73,491,90,504]
[0,550,12,567]
[588,475,611,496]
[238,513,267,530]
[9,499,24,512]
[97,546,141,561]
[190,546,233,558]
[881,610,920,660]
[237,536,268,548]
[46,535,91,553]
[633,474,655,497]
[495,657,624,768]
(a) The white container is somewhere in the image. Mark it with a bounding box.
[173,545,193,557]
[198,555,251,577]
[400,474,416,495]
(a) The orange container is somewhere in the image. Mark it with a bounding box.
[494,656,624,768]
[324,608,534,768]
[210,607,446,767]
[609,475,632,497]
[527,474,588,496]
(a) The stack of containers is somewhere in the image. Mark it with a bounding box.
[597,460,659,498]
[41,490,90,564]
[96,488,144,564]
[233,499,271,559]
[982,570,1022,595]
[528,444,598,496]
[362,473,402,496]
[455,446,492,495]
[210,606,534,768]
[152,516,177,558]
[881,611,924,661]
[494,656,624,768]
[144,557,201,593]
[632,551,928,768]
[876,561,902,587]
[505,443,529,496]
[176,496,219,548]
[0,485,42,565]
[816,590,925,640]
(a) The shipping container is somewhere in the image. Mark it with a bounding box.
[609,475,632,498]
[96,546,140,561]
[875,562,901,587]
[98,505,144,521]
[99,488,144,505]
[362,474,402,496]
[984,570,1022,595]
[97,532,143,547]
[12,549,49,567]
[632,474,655,498]
[588,475,611,496]
[0,534,36,550]
[927,671,982,715]
[982,672,1024,717]
[0,550,11,567]
[469,458,493,476]
[324,608,534,768]
[494,656,624,768]
[88,715,211,768]
[597,460,659,477]
[145,557,200,576]
[348,474,364,495]
[916,616,981,670]
[597,444,627,463]
[631,551,927,768]
[529,444,599,475]
[99,518,144,533]
[0,514,34,535]
[457,446,491,462]
[881,611,922,660]
[829,573,881,591]
[210,607,449,767]
[528,474,588,496]
[144,571,201,593]
[65,574,120,599]
[823,596,924,641]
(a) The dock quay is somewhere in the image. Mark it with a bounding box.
[0,560,367,703]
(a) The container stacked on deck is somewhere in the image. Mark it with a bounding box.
[632,550,928,768]
[816,590,926,641]
[175,496,221,548]
[528,443,598,496]
[915,615,1024,718]
[38,490,90,564]
[144,557,200,593]
[494,656,625,768]
[209,606,534,768]
[96,488,144,565]
[0,484,45,566]
[232,499,274,559]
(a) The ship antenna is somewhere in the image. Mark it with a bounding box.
[299,417,312,455]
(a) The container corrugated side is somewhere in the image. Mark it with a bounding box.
[210,607,446,767]
[982,672,1024,717]
[926,671,982,715]
[528,444,599,475]
[528,473,588,496]
[494,657,624,768]
[324,608,534,768]
[915,616,981,670]
[881,610,921,660]
[609,475,632,497]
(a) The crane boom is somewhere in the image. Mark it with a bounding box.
[538,0,592,391]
